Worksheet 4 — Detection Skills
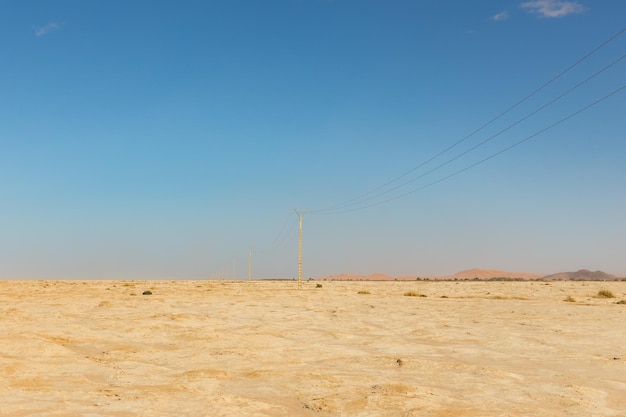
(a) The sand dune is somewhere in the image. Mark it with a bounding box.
[321,268,545,281]
[1,280,625,416]
[448,268,544,280]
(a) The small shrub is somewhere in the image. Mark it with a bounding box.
[564,295,576,302]
[404,291,421,297]
[357,290,370,295]
[316,283,323,288]
[597,290,615,299]
[616,300,626,305]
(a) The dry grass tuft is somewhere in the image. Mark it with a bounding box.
[597,290,616,299]
[564,295,576,302]
[357,290,370,295]
[316,284,323,288]
[404,291,425,297]
[616,300,626,305]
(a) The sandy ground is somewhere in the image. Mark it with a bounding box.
[1,280,625,417]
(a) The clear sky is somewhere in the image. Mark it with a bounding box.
[1,0,625,279]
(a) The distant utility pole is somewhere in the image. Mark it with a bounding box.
[248,248,252,281]
[233,256,237,282]
[291,209,309,287]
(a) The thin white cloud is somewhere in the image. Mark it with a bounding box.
[35,22,61,37]
[491,11,510,22]
[521,0,588,18]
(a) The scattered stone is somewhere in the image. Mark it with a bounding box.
[396,358,403,367]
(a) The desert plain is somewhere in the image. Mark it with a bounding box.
[1,279,625,417]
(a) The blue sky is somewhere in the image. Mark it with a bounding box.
[1,0,624,279]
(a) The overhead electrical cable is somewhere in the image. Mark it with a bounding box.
[312,53,625,213]
[315,84,625,214]
[313,28,625,214]
[253,213,298,255]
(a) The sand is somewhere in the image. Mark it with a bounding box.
[1,280,625,417]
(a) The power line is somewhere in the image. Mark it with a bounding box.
[316,84,625,214]
[313,28,625,214]
[250,212,299,257]
[313,52,625,213]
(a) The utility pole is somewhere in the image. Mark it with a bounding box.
[233,256,236,282]
[248,248,252,281]
[292,209,308,287]
[298,213,303,286]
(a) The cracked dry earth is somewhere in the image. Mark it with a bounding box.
[1,280,625,416]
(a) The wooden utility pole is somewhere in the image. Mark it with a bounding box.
[292,209,308,287]
[248,248,252,281]
[298,213,303,286]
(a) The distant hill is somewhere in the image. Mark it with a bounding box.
[320,269,543,281]
[448,268,543,280]
[541,269,620,281]
[319,268,623,281]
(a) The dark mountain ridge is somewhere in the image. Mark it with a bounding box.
[541,269,621,281]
